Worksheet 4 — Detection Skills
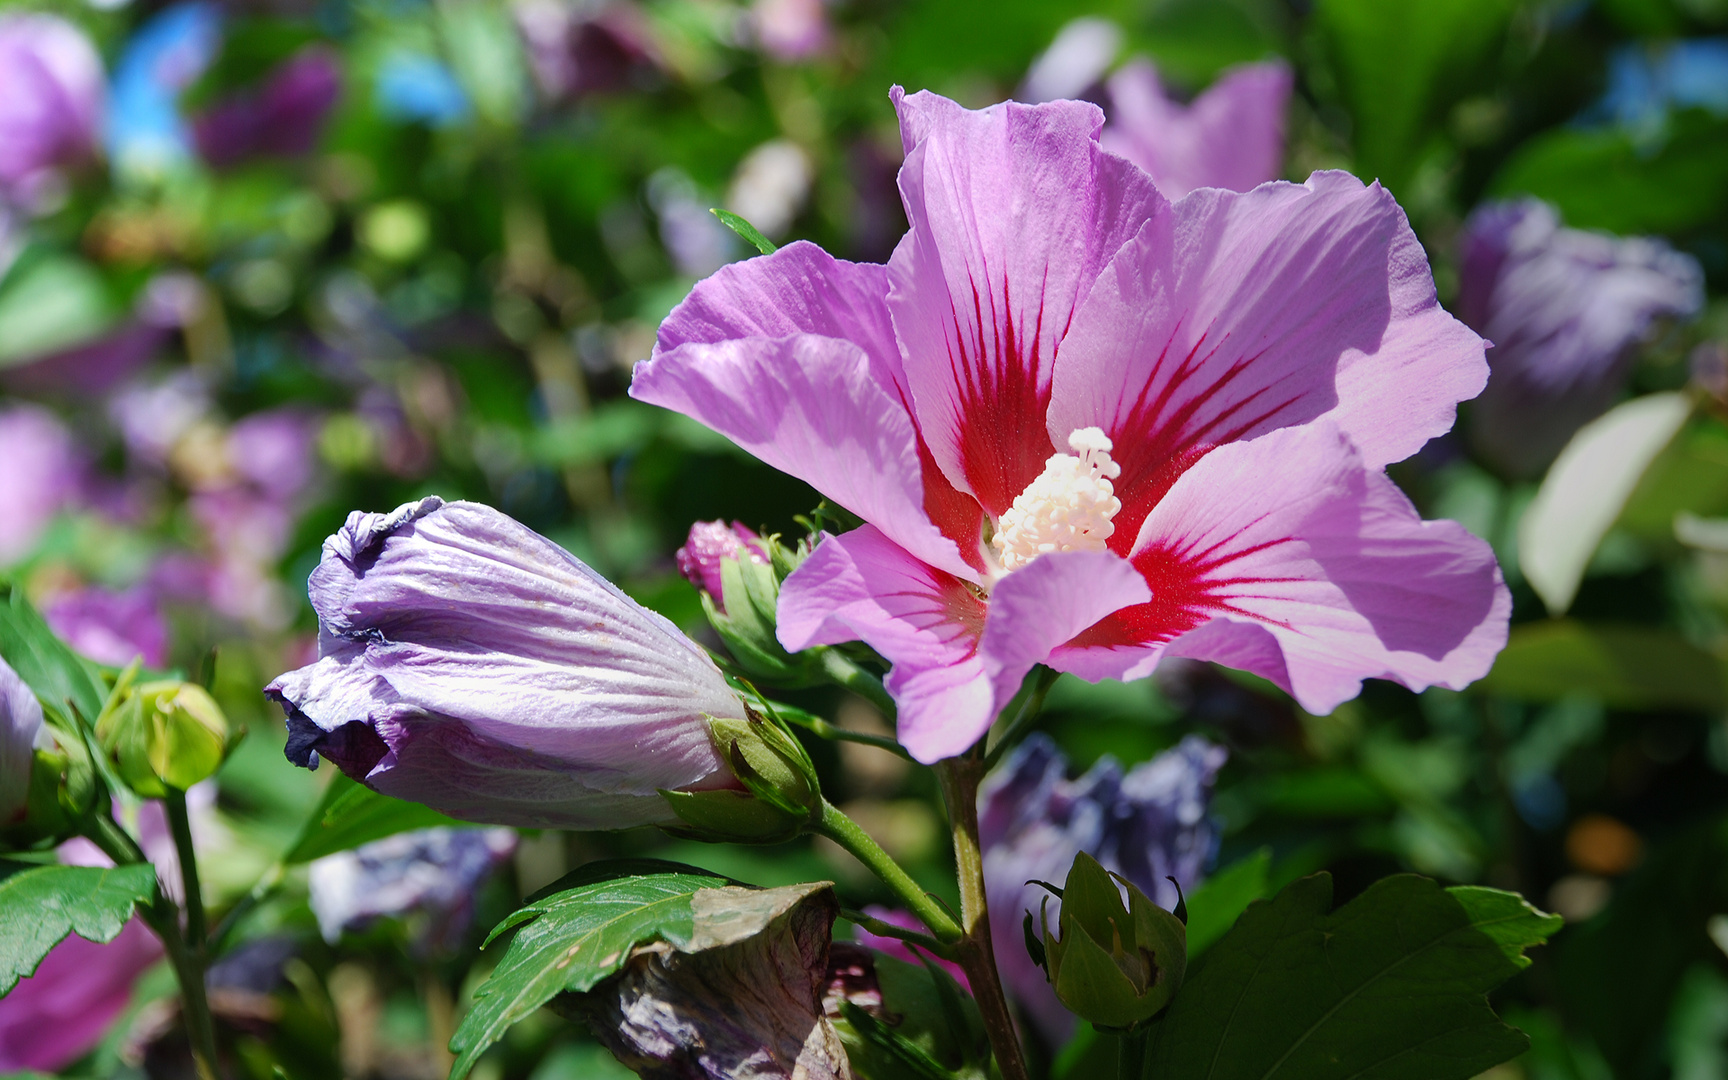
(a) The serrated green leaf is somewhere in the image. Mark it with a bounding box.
[0,583,108,724]
[0,863,159,995]
[711,208,777,255]
[448,869,732,1079]
[1142,873,1560,1080]
[284,775,463,864]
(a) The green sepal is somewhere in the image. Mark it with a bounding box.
[0,748,75,850]
[96,679,232,797]
[1041,852,1187,1031]
[658,787,805,844]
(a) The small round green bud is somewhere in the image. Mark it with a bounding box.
[1035,852,1187,1031]
[98,680,232,796]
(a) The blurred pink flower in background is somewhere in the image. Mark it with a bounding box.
[751,0,829,63]
[514,0,661,101]
[849,905,970,990]
[0,403,82,566]
[1101,58,1292,200]
[43,586,170,668]
[0,12,105,209]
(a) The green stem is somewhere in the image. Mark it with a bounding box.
[817,650,896,718]
[984,666,1058,769]
[937,756,1031,1080]
[815,799,962,944]
[1116,1027,1148,1080]
[208,861,284,957]
[775,706,914,760]
[838,908,957,959]
[165,788,206,952]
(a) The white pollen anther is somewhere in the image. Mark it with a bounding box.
[990,427,1123,573]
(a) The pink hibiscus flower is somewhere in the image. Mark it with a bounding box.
[632,88,1509,764]
[1100,59,1292,200]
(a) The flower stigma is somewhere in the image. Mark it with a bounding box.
[990,427,1122,574]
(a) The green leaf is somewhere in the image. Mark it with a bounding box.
[284,775,463,864]
[0,254,115,367]
[1519,393,1691,614]
[1482,620,1725,710]
[1184,849,1270,957]
[711,208,777,255]
[1142,873,1560,1080]
[0,583,108,723]
[0,863,159,996]
[448,865,733,1079]
[1315,0,1515,193]
[1490,111,1728,235]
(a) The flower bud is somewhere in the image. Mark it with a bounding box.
[661,711,822,843]
[676,520,768,611]
[1032,851,1186,1031]
[266,498,796,833]
[96,679,232,797]
[679,522,828,686]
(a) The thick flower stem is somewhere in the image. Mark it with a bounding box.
[165,788,206,951]
[1116,1028,1149,1080]
[816,799,962,945]
[937,755,1031,1080]
[816,649,896,718]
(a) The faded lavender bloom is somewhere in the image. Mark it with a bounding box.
[309,826,517,951]
[0,403,81,566]
[569,883,848,1080]
[676,519,768,611]
[193,46,342,169]
[634,89,1507,764]
[751,0,829,63]
[1459,199,1705,477]
[0,13,105,209]
[980,733,1226,1043]
[1019,17,1121,105]
[43,586,170,668]
[267,497,748,829]
[0,656,43,826]
[1101,58,1292,200]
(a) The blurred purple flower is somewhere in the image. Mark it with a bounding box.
[0,322,172,399]
[848,905,969,990]
[676,519,768,612]
[109,370,212,468]
[309,826,516,952]
[266,497,747,829]
[979,733,1226,1043]
[1101,58,1292,200]
[227,408,318,501]
[1019,17,1121,105]
[1459,198,1705,477]
[751,0,829,63]
[0,403,81,566]
[194,46,342,169]
[0,13,105,209]
[515,0,660,100]
[0,656,43,826]
[43,586,170,668]
[0,919,161,1073]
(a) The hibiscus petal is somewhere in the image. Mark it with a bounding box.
[886,87,1165,517]
[1101,58,1292,200]
[977,550,1150,710]
[1051,423,1508,712]
[633,334,984,581]
[1047,171,1486,552]
[777,524,994,762]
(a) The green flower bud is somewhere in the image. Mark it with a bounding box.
[660,709,823,844]
[1036,852,1187,1031]
[97,680,233,796]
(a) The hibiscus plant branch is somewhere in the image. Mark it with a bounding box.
[816,649,896,718]
[937,753,1032,1080]
[165,787,207,952]
[983,666,1059,770]
[815,799,963,945]
[772,703,915,760]
[837,908,958,960]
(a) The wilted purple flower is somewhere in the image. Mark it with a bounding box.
[1101,58,1292,200]
[0,13,105,209]
[0,656,43,826]
[43,587,170,669]
[309,826,516,952]
[1459,199,1705,477]
[676,520,768,611]
[751,0,829,63]
[267,497,748,829]
[980,733,1226,1043]
[0,403,81,566]
[193,46,341,169]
